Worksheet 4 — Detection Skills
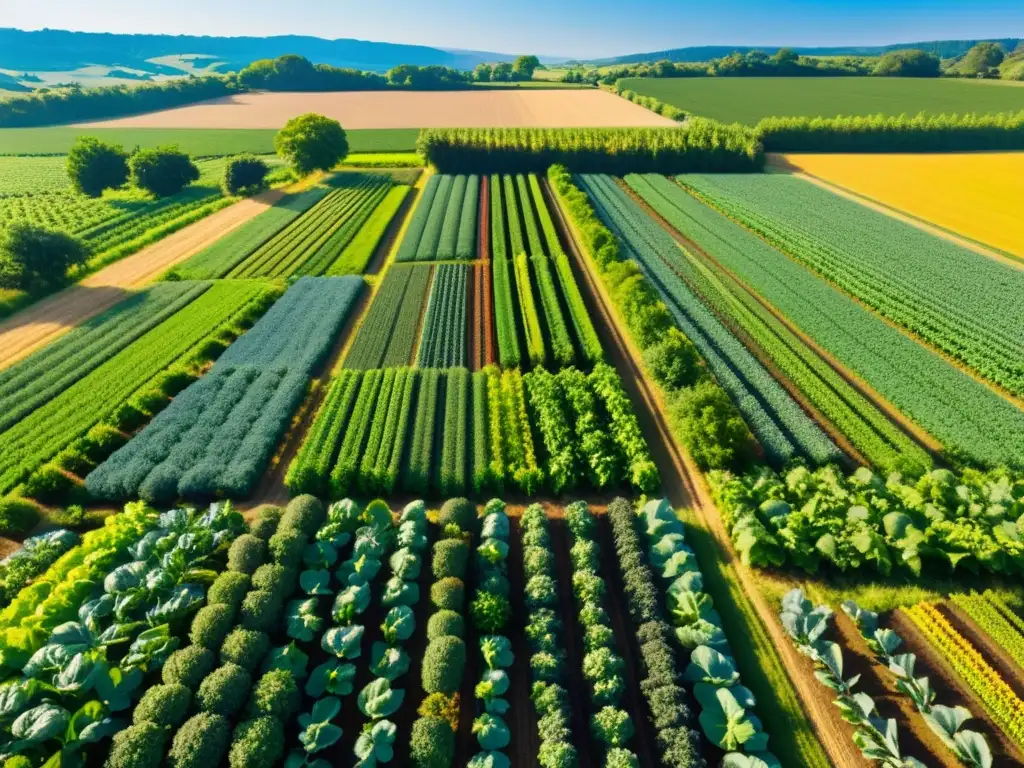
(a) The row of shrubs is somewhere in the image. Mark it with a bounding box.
[519,503,580,767]
[103,497,316,768]
[607,498,708,768]
[564,501,640,765]
[410,497,477,768]
[615,87,688,122]
[547,164,757,472]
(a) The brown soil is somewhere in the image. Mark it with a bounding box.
[74,90,677,130]
[644,179,945,458]
[832,611,948,766]
[767,157,1024,272]
[891,608,1024,764]
[0,188,286,372]
[542,176,865,767]
[505,508,540,767]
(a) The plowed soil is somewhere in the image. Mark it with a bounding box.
[0,188,286,371]
[73,90,677,130]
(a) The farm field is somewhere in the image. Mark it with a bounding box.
[618,76,1024,124]
[2,112,1024,768]
[68,90,677,129]
[0,127,421,156]
[777,151,1024,259]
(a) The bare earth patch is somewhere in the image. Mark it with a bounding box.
[0,188,285,371]
[73,90,677,129]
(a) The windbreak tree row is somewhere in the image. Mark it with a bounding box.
[85,277,365,504]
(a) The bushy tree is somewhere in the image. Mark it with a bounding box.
[644,328,703,390]
[492,62,514,82]
[66,136,129,196]
[872,49,941,77]
[0,222,88,292]
[513,55,542,80]
[129,145,200,197]
[474,63,493,82]
[957,42,1005,76]
[275,113,348,174]
[222,154,270,195]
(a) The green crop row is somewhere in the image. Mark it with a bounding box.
[328,186,410,276]
[627,173,931,475]
[85,277,364,504]
[229,176,390,278]
[330,369,387,497]
[395,175,440,262]
[631,172,1024,468]
[0,282,209,435]
[344,264,432,370]
[438,368,470,496]
[950,592,1024,674]
[513,253,546,367]
[415,175,454,260]
[522,368,580,494]
[171,186,330,280]
[681,173,1024,400]
[436,175,466,260]
[417,264,468,369]
[0,280,276,497]
[492,258,520,369]
[580,173,840,467]
[456,175,480,260]
[503,175,526,256]
[394,171,479,263]
[404,369,442,495]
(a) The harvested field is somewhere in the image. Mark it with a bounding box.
[0,187,285,371]
[72,90,677,129]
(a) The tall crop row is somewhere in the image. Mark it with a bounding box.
[0,280,277,497]
[439,367,469,496]
[513,253,546,367]
[416,175,455,260]
[589,363,660,492]
[344,265,431,370]
[329,369,387,497]
[471,370,492,495]
[436,175,467,260]
[85,277,365,503]
[417,264,468,368]
[404,369,442,494]
[328,186,410,276]
[396,174,441,262]
[456,175,480,260]
[360,367,414,494]
[528,174,603,365]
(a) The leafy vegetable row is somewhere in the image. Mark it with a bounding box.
[843,601,992,767]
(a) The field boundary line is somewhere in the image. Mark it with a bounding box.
[544,176,856,768]
[766,156,1024,270]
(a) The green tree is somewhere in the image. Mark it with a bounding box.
[474,63,493,82]
[492,62,514,82]
[66,136,129,197]
[957,42,1005,76]
[0,222,88,292]
[872,49,941,77]
[275,113,348,174]
[129,146,199,197]
[773,47,799,66]
[222,154,270,195]
[513,55,542,80]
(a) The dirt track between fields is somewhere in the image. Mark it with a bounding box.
[73,90,677,130]
[0,187,286,372]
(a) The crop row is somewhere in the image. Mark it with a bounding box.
[0,280,277,497]
[680,173,1024,399]
[949,592,1024,681]
[0,528,79,606]
[344,264,432,370]
[628,172,1024,468]
[627,173,930,475]
[396,174,479,262]
[498,174,547,366]
[417,264,468,368]
[410,498,477,768]
[172,186,331,280]
[843,600,993,767]
[84,277,365,503]
[227,176,391,278]
[327,185,410,276]
[579,173,840,467]
[904,602,1024,750]
[563,502,642,765]
[0,282,209,435]
[710,463,1024,578]
[519,503,580,767]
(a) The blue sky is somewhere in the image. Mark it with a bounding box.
[5,0,1022,59]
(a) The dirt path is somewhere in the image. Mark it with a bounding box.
[543,177,862,768]
[767,156,1024,272]
[0,188,286,372]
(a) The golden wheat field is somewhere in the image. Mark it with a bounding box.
[779,152,1024,259]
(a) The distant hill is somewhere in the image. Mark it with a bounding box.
[0,28,524,77]
[580,38,1024,66]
